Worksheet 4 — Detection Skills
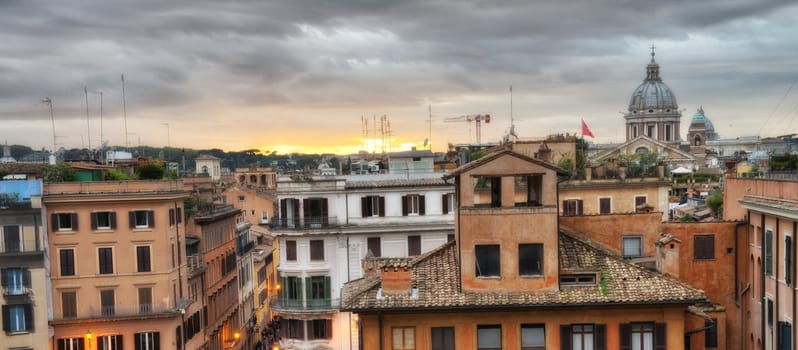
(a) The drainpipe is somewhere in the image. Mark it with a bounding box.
[793,221,797,350]
[378,312,383,350]
[776,217,780,348]
[761,211,765,350]
[735,219,747,350]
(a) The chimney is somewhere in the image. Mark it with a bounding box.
[380,265,413,295]
[537,142,551,163]
[656,234,681,278]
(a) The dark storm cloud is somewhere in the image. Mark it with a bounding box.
[0,0,796,149]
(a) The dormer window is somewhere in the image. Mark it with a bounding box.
[560,274,597,285]
[474,176,501,208]
[514,175,543,207]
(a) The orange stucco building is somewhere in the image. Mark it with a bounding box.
[343,149,710,350]
[43,180,191,350]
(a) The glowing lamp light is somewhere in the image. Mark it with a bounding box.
[233,331,241,340]
[85,330,93,340]
[271,345,280,350]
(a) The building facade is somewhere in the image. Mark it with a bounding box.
[43,180,191,350]
[343,149,712,350]
[1,180,48,350]
[271,173,455,349]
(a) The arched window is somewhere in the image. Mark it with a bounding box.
[694,134,702,146]
[635,147,649,154]
[250,175,257,183]
[201,165,209,174]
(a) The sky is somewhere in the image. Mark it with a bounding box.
[2,0,798,155]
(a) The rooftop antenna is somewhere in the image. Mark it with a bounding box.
[84,86,92,158]
[42,97,56,153]
[121,74,129,149]
[428,104,432,151]
[90,90,104,150]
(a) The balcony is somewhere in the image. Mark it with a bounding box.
[237,241,255,256]
[269,217,339,231]
[186,254,205,278]
[270,298,340,314]
[3,286,32,297]
[0,239,44,256]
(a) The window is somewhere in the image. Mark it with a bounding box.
[778,321,792,350]
[362,196,385,217]
[442,193,455,214]
[91,212,116,230]
[308,319,332,340]
[238,195,245,202]
[664,124,672,141]
[100,289,115,316]
[392,327,415,350]
[646,125,655,138]
[98,247,114,274]
[368,237,382,257]
[408,235,421,256]
[285,240,297,261]
[281,276,302,306]
[787,236,793,286]
[134,332,160,350]
[561,324,605,350]
[475,245,500,277]
[694,134,701,146]
[694,235,715,260]
[139,287,152,313]
[99,335,122,350]
[766,229,773,276]
[1,268,29,295]
[518,244,543,276]
[474,176,501,208]
[515,175,543,207]
[307,276,331,307]
[304,198,329,227]
[2,225,21,252]
[57,338,84,350]
[632,125,638,138]
[560,274,596,285]
[129,210,154,229]
[62,291,77,318]
[635,196,647,207]
[137,246,152,272]
[431,327,455,350]
[54,213,78,231]
[768,298,774,327]
[562,199,583,216]
[521,324,545,350]
[599,197,611,215]
[705,319,717,348]
[2,304,31,333]
[310,240,324,261]
[620,323,665,350]
[402,195,425,216]
[477,325,501,350]
[60,249,75,276]
[283,319,305,340]
[622,236,643,258]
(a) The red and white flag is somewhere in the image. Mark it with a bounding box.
[581,119,595,138]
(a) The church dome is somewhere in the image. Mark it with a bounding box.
[628,55,678,113]
[690,107,715,133]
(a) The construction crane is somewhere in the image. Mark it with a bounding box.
[444,114,491,144]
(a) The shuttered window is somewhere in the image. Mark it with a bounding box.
[61,291,77,318]
[285,240,297,261]
[694,235,715,260]
[408,235,421,256]
[599,197,611,214]
[98,247,114,274]
[310,240,324,261]
[60,249,75,276]
[137,246,152,272]
[431,327,455,350]
[368,237,381,257]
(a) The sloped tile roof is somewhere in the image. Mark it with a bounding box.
[342,231,708,312]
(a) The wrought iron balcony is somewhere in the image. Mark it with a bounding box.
[270,298,340,313]
[269,217,339,230]
[3,286,32,297]
[186,254,205,277]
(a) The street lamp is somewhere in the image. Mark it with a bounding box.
[85,330,93,349]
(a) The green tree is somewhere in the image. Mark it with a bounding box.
[138,164,165,180]
[105,168,129,180]
[41,162,75,182]
[706,191,723,218]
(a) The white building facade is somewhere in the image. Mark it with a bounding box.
[270,173,454,350]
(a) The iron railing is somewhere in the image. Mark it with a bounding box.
[0,239,43,254]
[270,298,340,312]
[269,217,339,230]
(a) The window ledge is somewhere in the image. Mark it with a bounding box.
[520,274,544,279]
[476,276,501,280]
[6,330,31,336]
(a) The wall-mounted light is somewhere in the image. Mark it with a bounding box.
[85,330,92,340]
[234,331,241,340]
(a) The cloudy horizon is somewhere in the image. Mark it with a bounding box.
[2,0,798,154]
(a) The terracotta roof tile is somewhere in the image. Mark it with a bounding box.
[342,231,708,312]
[345,178,449,189]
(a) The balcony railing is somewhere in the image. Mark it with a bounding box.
[0,239,43,255]
[270,298,340,313]
[269,217,339,230]
[236,241,255,256]
[3,286,32,297]
[55,302,176,321]
[186,254,205,277]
